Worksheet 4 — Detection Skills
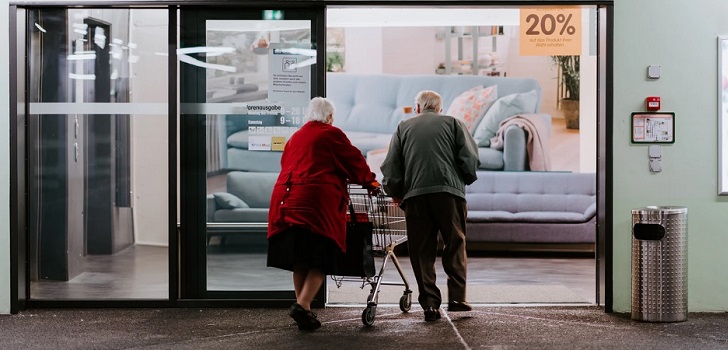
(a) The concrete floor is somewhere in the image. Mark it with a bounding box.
[2,306,727,349]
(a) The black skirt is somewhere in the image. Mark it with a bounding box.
[267,226,341,275]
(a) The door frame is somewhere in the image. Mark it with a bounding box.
[8,0,613,312]
[177,5,326,304]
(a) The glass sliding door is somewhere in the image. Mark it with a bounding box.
[178,8,323,299]
[26,8,170,300]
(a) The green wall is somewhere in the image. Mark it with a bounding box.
[613,0,728,312]
[2,0,728,315]
[1,0,10,315]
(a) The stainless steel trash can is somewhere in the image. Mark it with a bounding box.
[631,206,688,322]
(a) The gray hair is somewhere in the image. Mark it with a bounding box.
[415,90,443,112]
[305,97,335,123]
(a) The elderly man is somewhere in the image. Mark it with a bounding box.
[380,90,480,322]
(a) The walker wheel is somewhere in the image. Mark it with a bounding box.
[399,293,412,312]
[362,306,376,326]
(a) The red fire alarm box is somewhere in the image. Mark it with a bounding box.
[646,96,661,111]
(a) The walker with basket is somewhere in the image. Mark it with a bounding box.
[331,184,413,326]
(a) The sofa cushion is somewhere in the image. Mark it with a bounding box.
[213,192,250,209]
[477,147,505,170]
[228,130,249,149]
[468,210,590,223]
[467,190,595,216]
[344,131,393,155]
[214,208,270,223]
[466,171,596,218]
[473,89,539,147]
[446,85,497,133]
[227,171,278,208]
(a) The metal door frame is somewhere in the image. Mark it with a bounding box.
[8,0,613,312]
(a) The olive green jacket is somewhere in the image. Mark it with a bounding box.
[380,109,480,202]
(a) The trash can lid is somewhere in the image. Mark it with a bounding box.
[631,206,687,214]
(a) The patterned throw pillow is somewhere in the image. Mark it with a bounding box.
[445,85,498,134]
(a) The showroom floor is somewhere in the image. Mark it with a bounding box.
[31,245,596,304]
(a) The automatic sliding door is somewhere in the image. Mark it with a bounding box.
[179,8,323,298]
[26,8,169,300]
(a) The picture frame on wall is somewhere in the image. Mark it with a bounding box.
[718,36,728,195]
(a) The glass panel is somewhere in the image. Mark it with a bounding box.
[324,6,597,305]
[28,9,169,299]
[188,18,314,291]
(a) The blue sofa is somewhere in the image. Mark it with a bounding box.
[465,171,596,250]
[206,171,277,223]
[220,73,551,172]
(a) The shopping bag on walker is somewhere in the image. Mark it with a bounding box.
[334,204,375,277]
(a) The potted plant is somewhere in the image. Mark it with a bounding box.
[551,55,580,129]
[326,51,344,72]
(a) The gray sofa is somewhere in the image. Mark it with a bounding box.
[207,170,596,251]
[220,73,551,173]
[465,171,596,249]
[206,172,277,223]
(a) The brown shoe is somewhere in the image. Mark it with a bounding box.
[448,301,472,312]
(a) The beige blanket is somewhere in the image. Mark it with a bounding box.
[489,114,551,171]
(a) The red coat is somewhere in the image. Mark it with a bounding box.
[267,121,376,252]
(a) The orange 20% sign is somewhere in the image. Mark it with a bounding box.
[520,7,582,56]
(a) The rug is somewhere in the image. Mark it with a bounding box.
[327,283,588,304]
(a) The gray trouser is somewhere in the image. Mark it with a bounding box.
[403,192,468,309]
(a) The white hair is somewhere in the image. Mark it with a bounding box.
[415,90,443,112]
[305,97,335,124]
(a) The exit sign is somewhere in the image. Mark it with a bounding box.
[263,10,284,20]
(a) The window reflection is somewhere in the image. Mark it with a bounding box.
[28,8,169,300]
[202,19,313,291]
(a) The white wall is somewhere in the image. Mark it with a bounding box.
[344,27,383,74]
[129,10,169,246]
[579,8,597,173]
[382,27,438,74]
[580,55,597,173]
[1,0,11,315]
[613,0,728,312]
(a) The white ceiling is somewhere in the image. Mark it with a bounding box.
[327,8,520,27]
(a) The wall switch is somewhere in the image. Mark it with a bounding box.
[647,65,661,79]
[648,145,661,158]
[649,159,662,172]
[648,145,662,172]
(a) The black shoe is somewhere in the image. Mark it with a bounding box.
[448,301,472,312]
[424,307,441,322]
[289,303,322,331]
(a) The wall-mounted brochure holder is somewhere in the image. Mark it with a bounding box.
[631,112,675,144]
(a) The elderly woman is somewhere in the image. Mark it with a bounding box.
[267,97,379,331]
